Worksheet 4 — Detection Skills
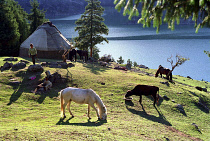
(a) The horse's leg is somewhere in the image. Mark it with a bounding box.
[88,104,91,119]
[67,100,74,117]
[139,95,142,105]
[152,94,156,107]
[160,73,162,78]
[63,102,68,118]
[89,103,100,120]
[75,54,77,62]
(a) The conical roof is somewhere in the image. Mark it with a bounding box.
[20,22,71,51]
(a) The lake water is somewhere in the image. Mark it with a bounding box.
[50,10,210,81]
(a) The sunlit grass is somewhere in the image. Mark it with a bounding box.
[0,57,209,140]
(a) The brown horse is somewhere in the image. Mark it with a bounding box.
[155,65,172,80]
[69,49,77,62]
[77,50,88,62]
[125,85,160,106]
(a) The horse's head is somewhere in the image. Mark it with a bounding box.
[125,90,132,98]
[155,67,160,77]
[99,106,107,120]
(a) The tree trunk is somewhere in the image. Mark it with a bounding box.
[166,64,177,80]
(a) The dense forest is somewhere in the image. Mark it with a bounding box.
[15,0,115,17]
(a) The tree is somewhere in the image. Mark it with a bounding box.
[204,50,210,58]
[28,0,48,34]
[0,0,20,56]
[114,0,210,33]
[117,56,124,64]
[75,0,109,57]
[166,55,189,79]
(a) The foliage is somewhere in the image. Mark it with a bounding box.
[117,56,124,64]
[166,54,190,78]
[28,0,48,34]
[127,59,132,66]
[133,61,138,67]
[0,0,22,56]
[75,0,109,57]
[204,50,210,58]
[114,0,210,33]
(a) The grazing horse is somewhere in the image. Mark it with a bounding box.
[77,50,88,62]
[125,85,160,106]
[155,65,172,80]
[69,49,77,62]
[60,87,107,120]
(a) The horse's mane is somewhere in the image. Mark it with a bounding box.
[88,89,106,114]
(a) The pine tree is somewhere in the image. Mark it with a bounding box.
[9,0,30,56]
[75,0,109,57]
[28,0,48,34]
[0,0,20,56]
[114,0,210,33]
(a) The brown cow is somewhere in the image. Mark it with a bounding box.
[125,85,159,106]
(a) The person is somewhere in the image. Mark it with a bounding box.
[28,43,37,65]
[33,77,52,93]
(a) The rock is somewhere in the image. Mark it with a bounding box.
[191,123,202,133]
[195,86,207,92]
[1,62,13,71]
[68,63,75,67]
[176,104,185,113]
[3,57,18,61]
[59,62,68,69]
[160,81,170,86]
[195,86,203,91]
[88,57,97,62]
[12,62,26,70]
[100,61,108,67]
[41,62,47,66]
[187,76,193,79]
[163,95,170,100]
[20,60,30,64]
[9,81,21,85]
[28,65,44,72]
[138,64,149,69]
[202,88,207,92]
[101,82,105,85]
[198,98,209,112]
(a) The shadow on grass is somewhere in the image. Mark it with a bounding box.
[125,100,172,126]
[82,63,108,75]
[7,70,42,105]
[7,68,71,105]
[56,117,107,126]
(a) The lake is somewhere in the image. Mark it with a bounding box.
[50,8,210,81]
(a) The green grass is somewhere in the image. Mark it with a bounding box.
[0,57,209,140]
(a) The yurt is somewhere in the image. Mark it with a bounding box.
[19,22,71,59]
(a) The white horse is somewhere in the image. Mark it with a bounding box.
[60,87,107,120]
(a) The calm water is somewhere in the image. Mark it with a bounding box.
[50,11,210,81]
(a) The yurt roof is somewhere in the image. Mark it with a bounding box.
[20,22,71,51]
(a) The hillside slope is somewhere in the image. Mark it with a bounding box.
[0,57,209,140]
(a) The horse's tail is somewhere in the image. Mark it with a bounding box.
[60,90,64,117]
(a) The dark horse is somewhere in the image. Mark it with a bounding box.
[125,85,160,106]
[69,49,77,62]
[155,65,172,81]
[77,50,88,62]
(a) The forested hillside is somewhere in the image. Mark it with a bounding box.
[15,0,114,18]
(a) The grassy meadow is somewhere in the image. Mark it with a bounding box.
[0,57,209,140]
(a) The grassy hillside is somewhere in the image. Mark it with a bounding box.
[0,57,209,140]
